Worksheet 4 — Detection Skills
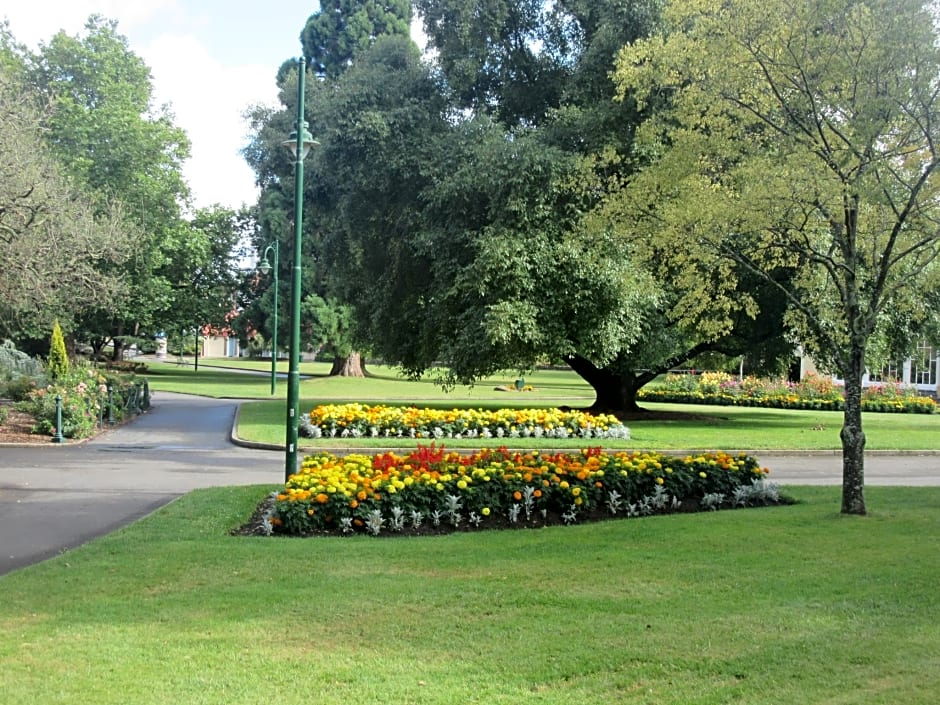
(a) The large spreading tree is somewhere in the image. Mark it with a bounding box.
[242,0,413,375]
[298,0,792,407]
[24,16,192,358]
[612,0,940,514]
[0,32,137,343]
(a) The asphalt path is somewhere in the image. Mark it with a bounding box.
[0,392,282,576]
[2,391,939,576]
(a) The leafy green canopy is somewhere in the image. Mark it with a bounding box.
[25,16,193,351]
[612,0,940,513]
[0,45,137,341]
[614,0,940,376]
[302,0,412,78]
[244,1,794,407]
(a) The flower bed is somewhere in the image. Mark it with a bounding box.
[638,372,937,413]
[301,403,631,439]
[13,365,146,439]
[268,444,783,536]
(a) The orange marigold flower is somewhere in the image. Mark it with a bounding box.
[316,493,329,503]
[533,489,543,498]
[513,490,522,501]
[350,500,359,509]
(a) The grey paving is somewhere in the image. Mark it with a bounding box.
[0,392,282,576]
[1,391,939,576]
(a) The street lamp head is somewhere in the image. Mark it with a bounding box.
[282,122,319,161]
[258,257,272,275]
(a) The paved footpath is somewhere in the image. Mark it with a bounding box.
[0,392,282,576]
[2,392,939,576]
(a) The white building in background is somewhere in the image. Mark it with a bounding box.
[801,342,940,396]
[866,341,939,394]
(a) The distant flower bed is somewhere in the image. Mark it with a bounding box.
[268,444,784,537]
[638,372,936,414]
[301,403,631,440]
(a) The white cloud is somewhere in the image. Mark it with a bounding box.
[139,33,277,209]
[3,2,429,211]
[2,1,286,210]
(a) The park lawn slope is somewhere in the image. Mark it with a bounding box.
[0,485,937,704]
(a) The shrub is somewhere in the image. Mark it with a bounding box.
[14,364,142,439]
[272,445,784,536]
[47,320,70,381]
[2,374,40,402]
[0,340,45,399]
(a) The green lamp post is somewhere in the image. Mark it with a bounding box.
[258,241,279,395]
[283,56,318,482]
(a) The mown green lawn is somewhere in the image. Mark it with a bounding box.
[234,398,940,451]
[143,359,940,451]
[1,485,937,704]
[144,360,594,405]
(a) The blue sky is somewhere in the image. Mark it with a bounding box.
[2,1,326,210]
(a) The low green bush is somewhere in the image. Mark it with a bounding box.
[0,340,45,399]
[14,365,144,439]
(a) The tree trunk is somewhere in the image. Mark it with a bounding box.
[563,354,643,413]
[111,322,125,361]
[840,347,867,515]
[330,350,366,377]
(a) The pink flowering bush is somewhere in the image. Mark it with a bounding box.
[15,365,142,439]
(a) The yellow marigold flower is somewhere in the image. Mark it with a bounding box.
[699,472,707,478]
[571,487,581,496]
[481,507,491,516]
[457,480,468,490]
[655,477,664,485]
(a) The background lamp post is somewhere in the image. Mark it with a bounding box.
[283,55,318,482]
[258,241,279,395]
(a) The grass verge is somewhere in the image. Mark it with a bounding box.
[236,399,940,451]
[143,361,595,404]
[0,485,937,704]
[143,359,940,450]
